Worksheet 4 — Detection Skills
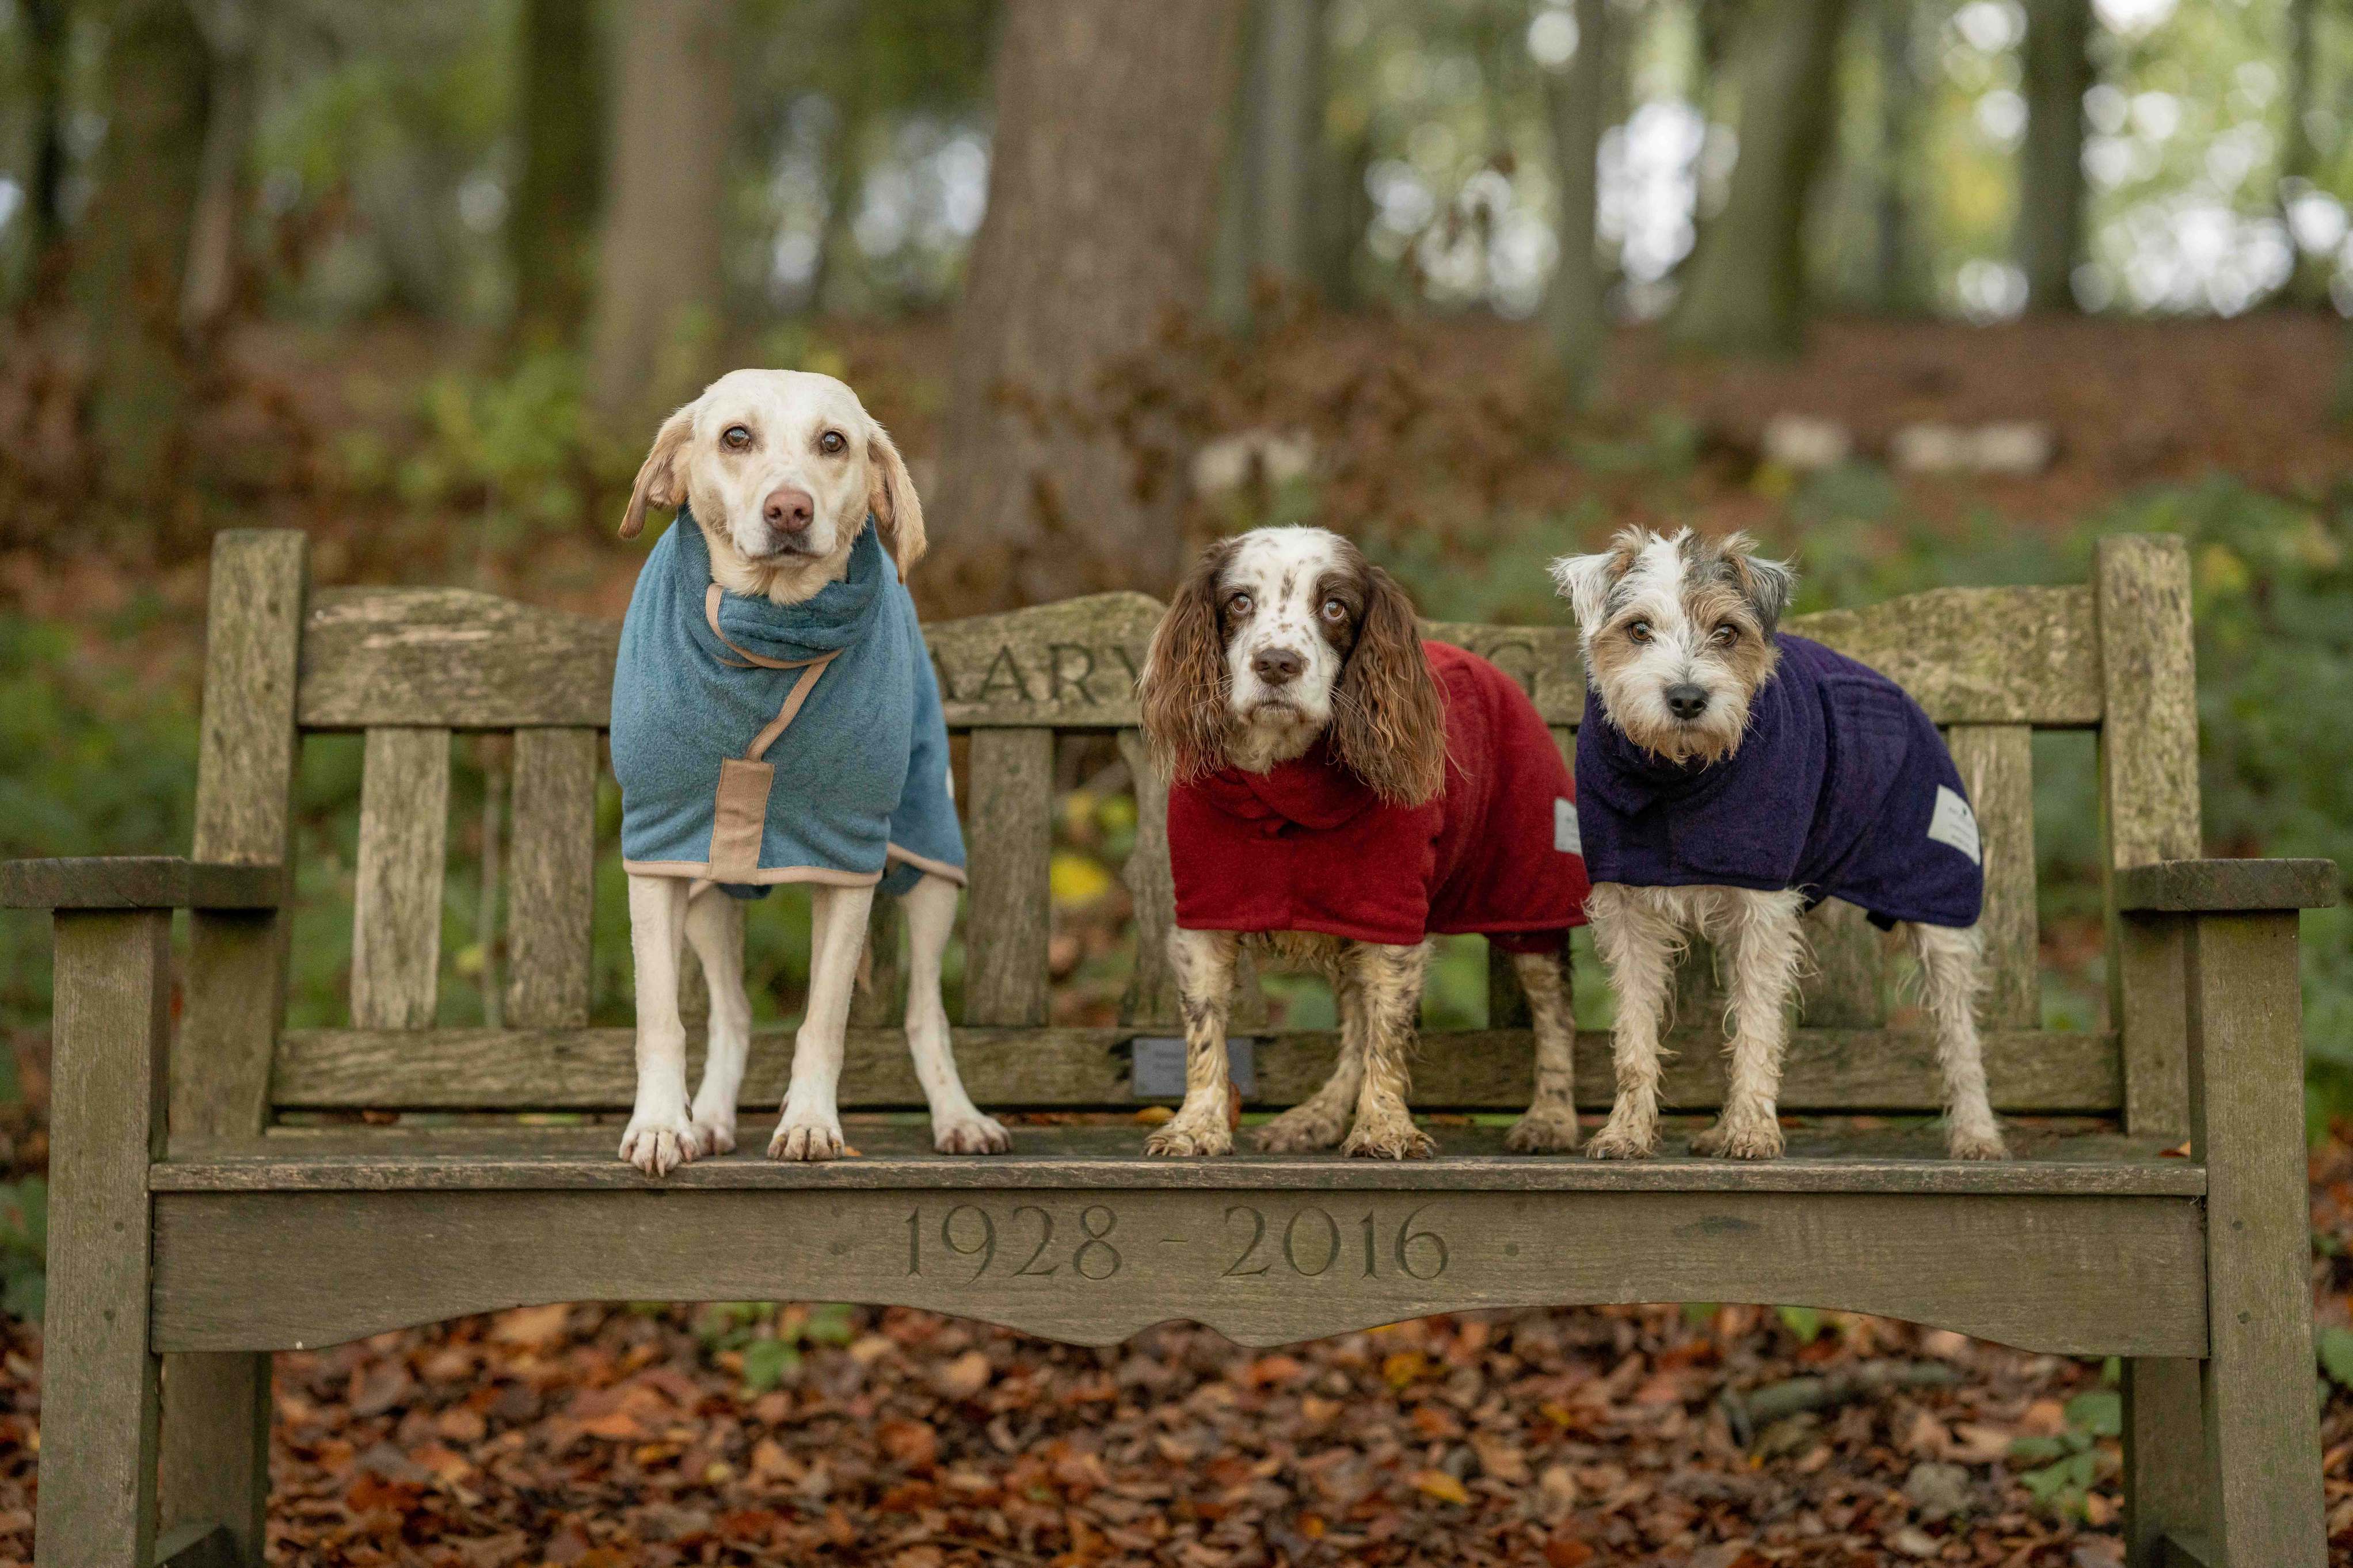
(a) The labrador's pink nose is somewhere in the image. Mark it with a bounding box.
[763,487,815,535]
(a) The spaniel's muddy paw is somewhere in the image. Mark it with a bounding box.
[1254,1104,1349,1153]
[935,1112,1013,1155]
[1947,1124,2009,1161]
[1583,1117,1659,1161]
[1145,1115,1235,1157]
[1340,1112,1435,1161]
[1504,1105,1583,1154]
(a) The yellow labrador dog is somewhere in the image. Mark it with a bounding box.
[612,369,1008,1174]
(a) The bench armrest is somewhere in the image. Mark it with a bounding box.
[2114,857,2339,914]
[0,857,283,911]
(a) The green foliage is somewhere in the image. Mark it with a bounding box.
[2009,1388,2122,1517]
[1775,1304,1825,1345]
[0,1178,43,1322]
[2320,1325,2353,1389]
[699,1300,861,1394]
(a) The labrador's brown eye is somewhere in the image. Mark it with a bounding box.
[1627,619,1653,644]
[818,430,846,455]
[722,425,752,451]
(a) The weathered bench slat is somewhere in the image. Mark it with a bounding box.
[1115,728,1179,1028]
[502,728,599,1029]
[1951,723,2040,1028]
[293,581,2101,731]
[962,727,1055,1026]
[148,1186,2205,1358]
[271,1023,2120,1113]
[350,728,451,1029]
[1800,900,1885,1028]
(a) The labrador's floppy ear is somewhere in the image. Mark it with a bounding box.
[867,418,926,578]
[620,403,696,539]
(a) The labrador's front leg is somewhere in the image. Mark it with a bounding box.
[900,871,1011,1153]
[1146,927,1241,1156]
[770,880,877,1161]
[683,884,750,1155]
[620,873,698,1175]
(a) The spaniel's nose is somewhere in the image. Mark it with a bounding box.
[762,487,815,535]
[1665,682,1709,720]
[1252,648,1304,686]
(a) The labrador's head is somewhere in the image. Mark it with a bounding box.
[620,369,925,602]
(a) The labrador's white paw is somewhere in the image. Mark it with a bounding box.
[768,1108,846,1162]
[620,1111,700,1177]
[935,1112,1012,1155]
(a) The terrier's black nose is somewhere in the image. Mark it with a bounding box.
[1252,648,1304,686]
[1665,682,1709,720]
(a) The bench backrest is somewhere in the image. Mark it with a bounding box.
[170,529,2203,1148]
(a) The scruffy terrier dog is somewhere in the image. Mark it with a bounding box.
[1138,527,1590,1160]
[1552,528,2007,1162]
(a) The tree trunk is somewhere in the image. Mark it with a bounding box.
[1668,0,1852,356]
[934,0,1245,605]
[14,0,73,300]
[179,0,258,337]
[1254,0,1324,285]
[589,0,736,424]
[1874,0,1920,310]
[74,0,213,507]
[2282,0,2329,303]
[2017,0,2091,310]
[509,0,604,346]
[1541,0,1609,407]
[1209,0,1266,331]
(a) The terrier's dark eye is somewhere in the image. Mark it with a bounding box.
[1627,619,1653,644]
[1226,591,1254,617]
[818,430,846,455]
[722,425,753,451]
[1319,597,1347,623]
[1712,623,1738,644]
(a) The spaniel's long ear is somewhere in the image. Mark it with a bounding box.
[866,418,926,579]
[1139,541,1236,784]
[1330,564,1446,807]
[620,403,696,539]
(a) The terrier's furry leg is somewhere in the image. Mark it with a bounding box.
[1148,928,1241,1156]
[1257,952,1365,1152]
[1692,888,1809,1159]
[1586,885,1680,1159]
[683,886,749,1156]
[1340,940,1436,1159]
[1505,943,1581,1152]
[1906,920,2008,1159]
[901,872,1011,1154]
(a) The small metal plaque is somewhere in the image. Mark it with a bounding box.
[1130,1036,1257,1100]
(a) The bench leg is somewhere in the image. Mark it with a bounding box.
[2184,911,2326,1566]
[37,910,170,1568]
[159,1352,272,1566]
[2123,1356,2206,1566]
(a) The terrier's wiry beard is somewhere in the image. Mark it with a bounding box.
[1556,527,1792,767]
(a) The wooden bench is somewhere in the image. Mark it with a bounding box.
[7,529,2337,1568]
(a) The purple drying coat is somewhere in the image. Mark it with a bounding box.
[1574,634,1984,929]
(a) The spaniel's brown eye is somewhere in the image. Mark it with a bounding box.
[1627,619,1653,644]
[722,425,752,451]
[1320,597,1347,623]
[818,430,846,455]
[1712,623,1738,644]
[1226,591,1253,617]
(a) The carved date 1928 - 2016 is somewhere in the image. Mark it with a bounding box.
[902,1202,1453,1284]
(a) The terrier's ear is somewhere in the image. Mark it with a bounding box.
[1139,541,1237,783]
[866,417,926,579]
[1723,533,1797,635]
[1549,550,1620,631]
[621,403,696,539]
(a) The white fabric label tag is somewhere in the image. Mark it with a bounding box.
[1555,797,1581,856]
[1928,785,1982,865]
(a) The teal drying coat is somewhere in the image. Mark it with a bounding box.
[611,512,965,899]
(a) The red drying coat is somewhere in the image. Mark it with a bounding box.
[1169,642,1590,951]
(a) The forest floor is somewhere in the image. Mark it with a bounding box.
[3,1116,2352,1566]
